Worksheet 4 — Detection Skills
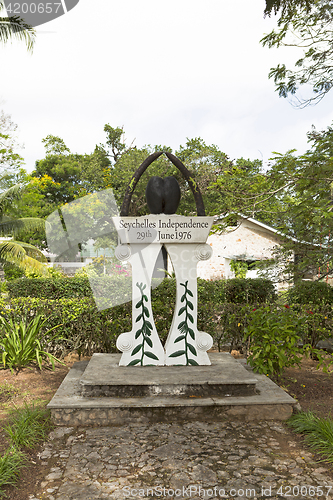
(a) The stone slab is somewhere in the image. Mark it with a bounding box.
[47,353,299,426]
[79,353,258,397]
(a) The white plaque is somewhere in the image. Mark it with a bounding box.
[113,215,215,244]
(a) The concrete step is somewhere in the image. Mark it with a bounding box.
[47,353,299,426]
[79,353,258,398]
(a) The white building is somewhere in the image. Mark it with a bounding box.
[197,215,287,287]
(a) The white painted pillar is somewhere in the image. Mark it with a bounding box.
[115,243,165,366]
[164,243,213,365]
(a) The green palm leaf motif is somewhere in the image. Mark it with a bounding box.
[128,282,154,366]
[173,280,197,365]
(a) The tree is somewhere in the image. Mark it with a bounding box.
[104,130,232,218]
[261,1,333,107]
[0,183,48,275]
[264,0,315,18]
[15,135,112,250]
[217,123,333,282]
[0,109,26,189]
[0,0,35,51]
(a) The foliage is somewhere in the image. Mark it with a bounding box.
[0,446,26,493]
[287,411,333,464]
[295,304,333,352]
[0,314,63,372]
[230,260,248,279]
[261,1,333,107]
[244,305,304,376]
[224,278,276,303]
[210,157,278,228]
[5,403,51,449]
[0,296,131,357]
[0,402,51,496]
[7,276,132,305]
[0,161,48,274]
[0,110,25,179]
[287,281,333,305]
[264,0,314,18]
[0,0,35,51]
[3,261,24,280]
[244,305,333,377]
[240,124,333,283]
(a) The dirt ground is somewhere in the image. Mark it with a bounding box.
[0,352,332,500]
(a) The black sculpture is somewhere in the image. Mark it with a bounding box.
[120,151,205,216]
[145,176,181,215]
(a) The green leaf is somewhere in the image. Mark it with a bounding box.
[135,300,142,308]
[169,350,186,357]
[181,294,186,302]
[143,307,149,317]
[188,344,197,356]
[144,336,153,348]
[188,313,194,323]
[178,306,186,316]
[135,313,143,322]
[174,335,185,343]
[128,359,141,366]
[187,289,193,297]
[188,358,199,366]
[131,344,142,356]
[135,329,142,339]
[145,351,159,360]
[187,301,194,310]
[145,321,153,330]
[188,328,195,340]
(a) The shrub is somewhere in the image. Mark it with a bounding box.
[244,305,333,377]
[0,315,63,372]
[6,275,132,306]
[0,297,132,358]
[7,277,93,299]
[287,281,333,305]
[224,278,276,303]
[244,305,305,376]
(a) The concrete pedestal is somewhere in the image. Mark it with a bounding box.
[47,353,299,426]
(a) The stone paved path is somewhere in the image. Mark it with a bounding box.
[29,421,333,500]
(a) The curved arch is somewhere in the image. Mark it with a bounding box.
[120,151,205,216]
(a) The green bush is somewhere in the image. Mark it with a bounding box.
[244,305,304,376]
[7,276,276,306]
[0,315,63,372]
[244,305,333,377]
[0,297,132,357]
[224,278,276,303]
[287,281,333,305]
[7,276,93,299]
[6,275,132,306]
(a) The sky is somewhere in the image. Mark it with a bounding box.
[1,0,333,173]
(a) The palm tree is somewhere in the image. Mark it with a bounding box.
[0,182,48,275]
[0,0,35,51]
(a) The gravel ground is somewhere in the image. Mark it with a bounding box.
[29,420,333,500]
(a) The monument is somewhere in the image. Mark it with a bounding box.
[47,151,298,426]
[113,151,214,366]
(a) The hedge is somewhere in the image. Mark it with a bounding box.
[287,280,333,305]
[7,276,276,304]
[1,295,332,358]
